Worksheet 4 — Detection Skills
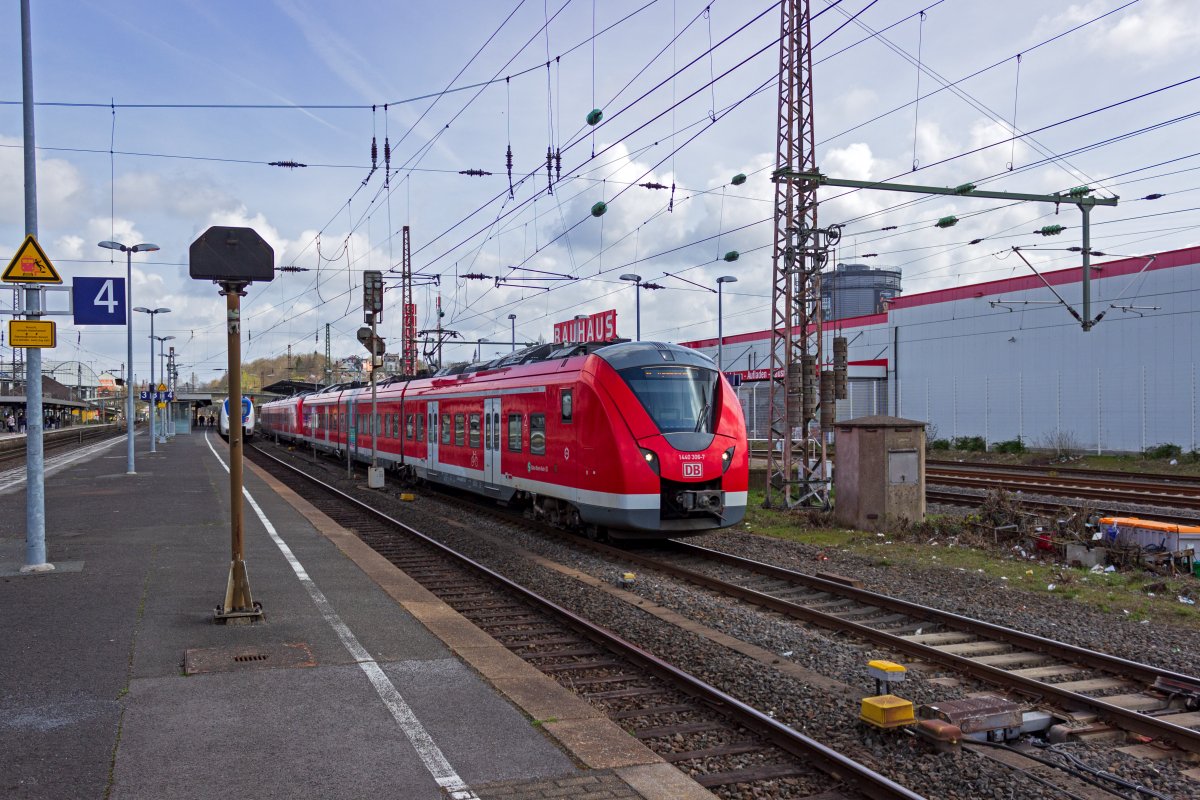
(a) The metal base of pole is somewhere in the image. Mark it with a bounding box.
[214,558,262,623]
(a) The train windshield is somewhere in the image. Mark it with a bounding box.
[619,365,718,434]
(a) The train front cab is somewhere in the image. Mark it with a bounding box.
[580,342,749,537]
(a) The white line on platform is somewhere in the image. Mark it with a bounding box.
[204,434,479,800]
[0,434,128,495]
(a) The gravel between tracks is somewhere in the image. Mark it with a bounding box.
[263,446,1200,800]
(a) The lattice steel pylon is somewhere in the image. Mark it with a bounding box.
[400,225,417,375]
[766,0,835,509]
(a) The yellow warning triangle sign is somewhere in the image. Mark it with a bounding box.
[3,235,62,284]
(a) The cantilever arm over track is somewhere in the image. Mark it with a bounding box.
[789,171,1120,330]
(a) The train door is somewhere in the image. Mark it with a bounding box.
[348,396,359,457]
[483,397,501,486]
[427,400,438,467]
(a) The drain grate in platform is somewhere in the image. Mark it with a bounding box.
[184,642,316,675]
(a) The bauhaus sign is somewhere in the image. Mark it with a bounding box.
[553,309,618,344]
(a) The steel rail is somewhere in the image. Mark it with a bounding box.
[927,459,1200,488]
[928,473,1200,510]
[587,538,1200,754]
[248,444,925,800]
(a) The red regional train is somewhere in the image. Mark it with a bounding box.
[259,340,749,539]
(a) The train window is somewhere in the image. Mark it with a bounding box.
[417,413,425,442]
[454,414,465,446]
[469,414,481,448]
[561,389,573,423]
[441,413,451,444]
[484,412,492,451]
[405,414,414,440]
[492,412,501,452]
[530,414,546,455]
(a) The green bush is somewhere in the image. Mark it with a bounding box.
[1144,443,1182,460]
[992,437,1026,454]
[953,435,987,452]
[928,438,951,451]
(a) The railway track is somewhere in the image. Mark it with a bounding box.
[0,424,127,471]
[926,466,1200,513]
[247,443,923,800]
[750,448,1200,517]
[593,539,1200,756]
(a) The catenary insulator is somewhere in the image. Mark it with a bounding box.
[820,370,835,431]
[833,336,848,400]
[801,355,817,423]
[787,362,803,428]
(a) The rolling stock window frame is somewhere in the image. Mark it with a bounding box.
[507,413,522,453]
[530,413,546,456]
[469,413,481,449]
[561,389,573,423]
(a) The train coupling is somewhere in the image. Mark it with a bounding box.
[674,488,724,513]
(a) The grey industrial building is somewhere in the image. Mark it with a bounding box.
[684,245,1200,454]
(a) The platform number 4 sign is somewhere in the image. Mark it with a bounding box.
[72,277,127,325]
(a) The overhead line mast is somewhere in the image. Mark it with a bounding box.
[401,225,416,375]
[767,0,838,509]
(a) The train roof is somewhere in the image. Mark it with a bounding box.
[431,339,715,378]
[264,340,718,407]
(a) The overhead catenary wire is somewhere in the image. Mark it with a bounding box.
[164,0,1196,366]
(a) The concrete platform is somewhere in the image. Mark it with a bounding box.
[0,431,715,800]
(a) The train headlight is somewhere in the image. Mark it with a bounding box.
[639,447,660,475]
[722,446,736,473]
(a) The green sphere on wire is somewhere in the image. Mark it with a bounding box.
[586,109,604,126]
[723,251,740,262]
[591,201,608,217]
[730,173,747,186]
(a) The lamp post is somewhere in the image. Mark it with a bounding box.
[152,335,175,443]
[98,240,159,474]
[620,274,642,340]
[134,306,170,452]
[716,276,738,372]
[507,313,517,352]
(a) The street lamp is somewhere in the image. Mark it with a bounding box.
[620,274,642,340]
[152,335,175,443]
[716,276,738,372]
[98,240,159,474]
[507,313,517,352]
[133,306,170,453]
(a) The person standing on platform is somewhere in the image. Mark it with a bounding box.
[18,411,26,433]
[4,411,13,434]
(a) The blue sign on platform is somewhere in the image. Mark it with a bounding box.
[139,390,150,401]
[73,277,127,325]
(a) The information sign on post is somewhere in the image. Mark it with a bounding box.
[72,277,127,325]
[8,319,56,347]
[189,226,274,623]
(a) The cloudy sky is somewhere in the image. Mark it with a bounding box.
[2,0,1197,384]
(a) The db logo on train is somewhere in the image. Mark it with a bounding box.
[683,463,703,478]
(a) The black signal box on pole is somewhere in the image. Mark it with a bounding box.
[189,226,275,284]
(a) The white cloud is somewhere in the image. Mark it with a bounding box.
[1042,0,1200,63]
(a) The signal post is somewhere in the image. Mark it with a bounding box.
[189,226,274,622]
